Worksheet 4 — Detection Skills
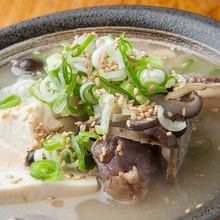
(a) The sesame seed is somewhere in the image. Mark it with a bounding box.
[210,107,219,112]
[171,69,176,74]
[136,96,143,102]
[66,137,71,144]
[79,124,86,132]
[102,134,107,141]
[185,208,191,214]
[144,112,150,117]
[118,171,124,177]
[116,144,122,152]
[182,107,186,116]
[148,85,155,92]
[130,114,137,120]
[95,77,100,86]
[146,117,154,121]
[196,204,203,209]
[91,121,96,127]
[61,160,66,168]
[189,77,196,83]
[133,88,139,95]
[60,138,65,146]
[147,63,152,70]
[166,131,172,136]
[76,75,81,83]
[167,111,173,118]
[118,95,124,105]
[119,151,123,156]
[126,120,131,127]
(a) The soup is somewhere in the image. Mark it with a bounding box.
[0,32,219,220]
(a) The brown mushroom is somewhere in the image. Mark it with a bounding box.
[11,58,44,76]
[127,116,159,131]
[151,92,203,119]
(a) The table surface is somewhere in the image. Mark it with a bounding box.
[0,0,220,28]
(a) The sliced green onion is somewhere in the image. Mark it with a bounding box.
[120,81,146,104]
[84,104,94,117]
[30,160,62,180]
[68,102,85,116]
[72,34,96,57]
[118,39,149,97]
[51,96,68,114]
[134,56,164,72]
[29,80,56,104]
[139,69,166,85]
[71,135,86,171]
[101,69,127,81]
[61,149,75,163]
[46,53,62,72]
[61,56,73,85]
[43,134,64,151]
[95,93,115,135]
[77,131,100,144]
[0,94,21,109]
[80,82,98,105]
[98,76,139,103]
[145,82,167,94]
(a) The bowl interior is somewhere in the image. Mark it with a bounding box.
[0,26,220,220]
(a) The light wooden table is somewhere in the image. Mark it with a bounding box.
[0,0,219,28]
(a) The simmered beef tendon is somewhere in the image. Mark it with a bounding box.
[92,136,158,201]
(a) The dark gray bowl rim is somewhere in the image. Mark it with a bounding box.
[0,5,219,220]
[0,5,219,50]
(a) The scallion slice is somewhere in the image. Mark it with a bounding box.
[0,94,21,109]
[71,135,86,171]
[72,34,96,57]
[43,134,64,151]
[80,82,98,105]
[98,76,139,103]
[30,160,62,180]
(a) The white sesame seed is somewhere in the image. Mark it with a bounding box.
[148,85,155,92]
[95,77,100,86]
[166,131,172,136]
[133,88,139,96]
[126,120,131,127]
[167,111,173,118]
[182,107,186,116]
[147,63,152,70]
[196,204,203,209]
[185,208,191,214]
[118,95,124,105]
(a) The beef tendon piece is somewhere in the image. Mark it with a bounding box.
[92,136,158,202]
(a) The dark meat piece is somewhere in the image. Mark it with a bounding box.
[92,136,158,201]
[11,58,43,76]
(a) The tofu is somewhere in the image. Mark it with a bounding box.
[0,101,64,152]
[0,80,98,204]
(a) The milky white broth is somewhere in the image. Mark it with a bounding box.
[0,40,220,220]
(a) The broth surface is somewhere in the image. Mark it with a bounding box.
[0,41,220,220]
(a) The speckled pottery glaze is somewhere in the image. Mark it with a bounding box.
[0,5,219,220]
